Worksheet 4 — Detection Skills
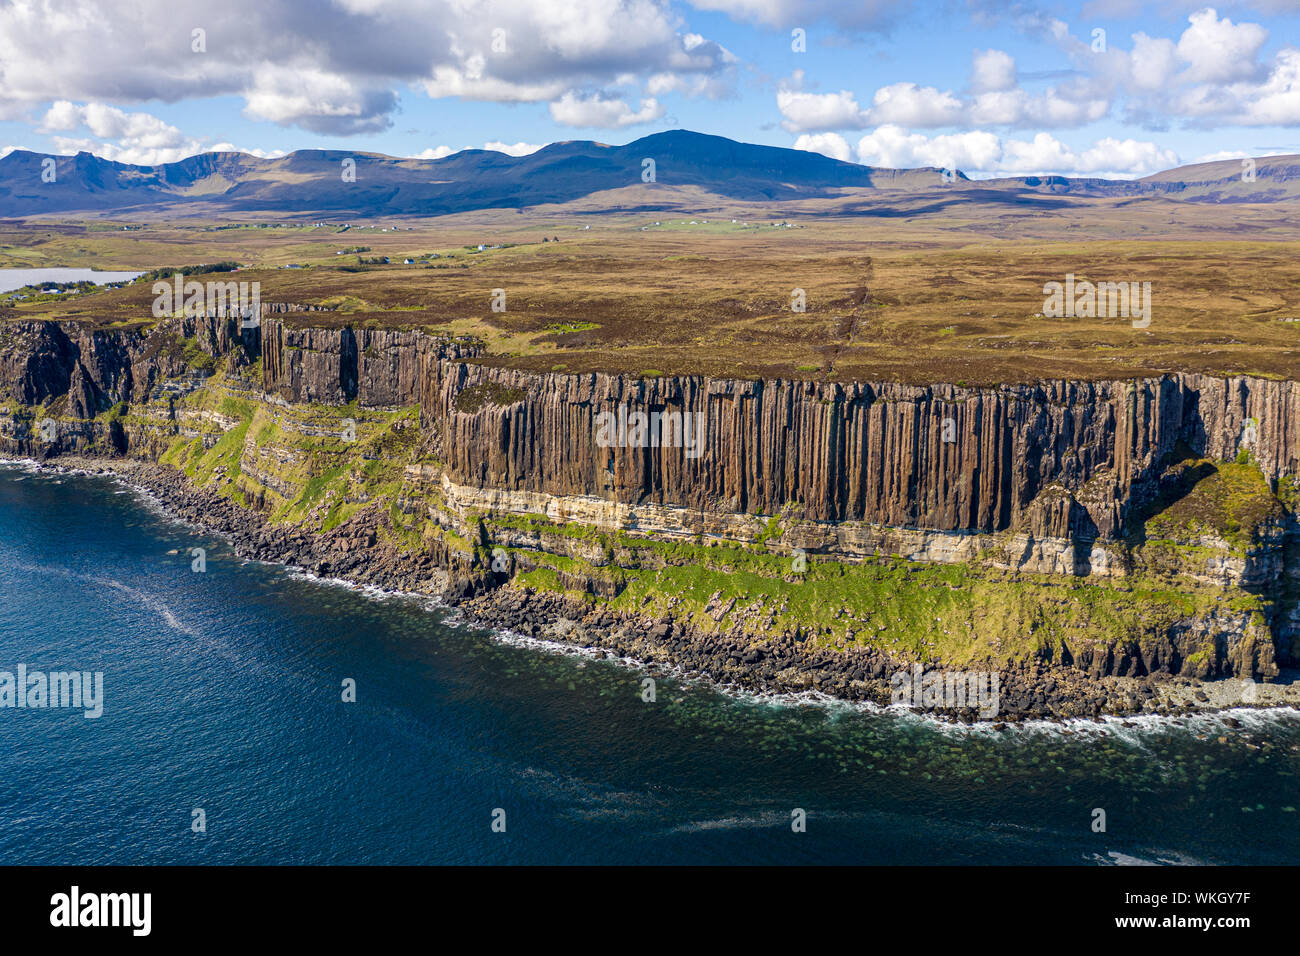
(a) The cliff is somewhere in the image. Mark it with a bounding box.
[2,313,1296,700]
[433,364,1298,534]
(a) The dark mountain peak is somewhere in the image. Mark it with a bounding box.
[627,128,734,148]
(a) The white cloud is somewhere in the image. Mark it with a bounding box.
[865,82,964,127]
[1175,7,1267,84]
[937,8,1299,133]
[967,75,1112,129]
[1075,137,1179,175]
[422,67,569,104]
[1127,33,1178,91]
[967,90,1023,126]
[410,146,457,159]
[793,132,852,162]
[1232,48,1300,126]
[780,7,1293,139]
[549,91,665,128]
[971,49,1016,93]
[777,76,865,132]
[778,69,1108,134]
[483,140,544,156]
[40,101,187,147]
[1027,88,1108,127]
[36,101,282,164]
[1082,9,1293,127]
[998,132,1077,173]
[0,0,734,136]
[853,125,1177,178]
[855,125,1002,172]
[418,2,734,107]
[38,101,85,133]
[242,66,396,135]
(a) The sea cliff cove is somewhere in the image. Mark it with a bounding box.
[1,306,1297,724]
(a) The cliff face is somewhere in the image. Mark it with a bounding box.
[432,363,1298,541]
[1,314,1296,681]
[0,320,146,414]
[3,316,1295,540]
[259,317,478,410]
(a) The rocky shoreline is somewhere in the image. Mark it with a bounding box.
[16,453,1300,726]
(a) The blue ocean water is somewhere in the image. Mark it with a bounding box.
[0,461,1296,865]
[0,268,143,294]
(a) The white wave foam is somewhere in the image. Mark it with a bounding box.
[282,566,439,608]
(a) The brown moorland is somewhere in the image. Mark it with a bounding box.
[3,200,1299,385]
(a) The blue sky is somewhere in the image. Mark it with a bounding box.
[1,0,1298,178]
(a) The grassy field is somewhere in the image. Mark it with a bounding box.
[3,196,1300,384]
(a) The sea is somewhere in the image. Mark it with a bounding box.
[0,461,1296,864]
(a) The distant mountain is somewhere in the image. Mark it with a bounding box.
[974,154,1300,202]
[1,130,1296,219]
[1136,154,1300,202]
[0,131,889,218]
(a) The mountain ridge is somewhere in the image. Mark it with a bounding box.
[2,129,1298,218]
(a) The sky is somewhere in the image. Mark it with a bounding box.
[1,0,1299,179]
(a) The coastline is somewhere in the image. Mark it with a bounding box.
[8,452,1299,727]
